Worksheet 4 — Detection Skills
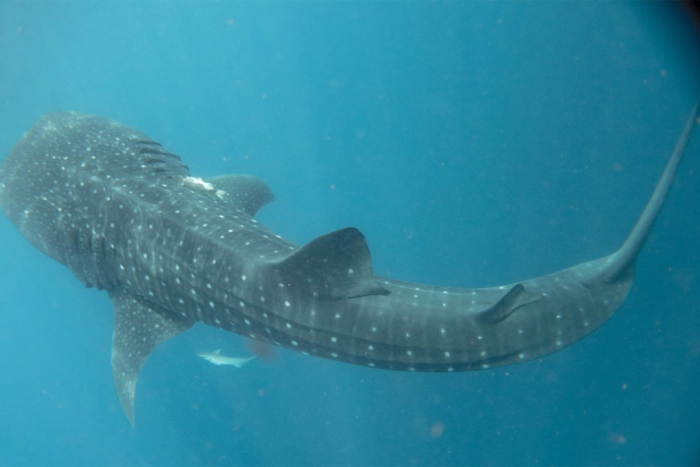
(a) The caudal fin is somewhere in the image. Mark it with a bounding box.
[604,101,698,281]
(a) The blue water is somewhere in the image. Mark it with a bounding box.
[1,2,699,465]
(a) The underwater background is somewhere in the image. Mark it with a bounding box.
[0,2,699,465]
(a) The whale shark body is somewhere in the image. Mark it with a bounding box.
[0,106,696,424]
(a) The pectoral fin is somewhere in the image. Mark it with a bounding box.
[110,290,194,426]
[203,174,275,217]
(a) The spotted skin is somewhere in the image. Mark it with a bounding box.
[0,106,696,425]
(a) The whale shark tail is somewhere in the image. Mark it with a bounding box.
[603,101,698,281]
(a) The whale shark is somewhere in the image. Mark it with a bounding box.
[0,104,696,425]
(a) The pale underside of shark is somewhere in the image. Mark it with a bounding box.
[0,104,696,425]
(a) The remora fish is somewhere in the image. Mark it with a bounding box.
[198,349,258,367]
[0,105,696,425]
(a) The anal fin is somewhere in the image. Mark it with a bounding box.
[110,290,194,426]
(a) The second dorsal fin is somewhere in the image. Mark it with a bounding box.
[478,284,543,323]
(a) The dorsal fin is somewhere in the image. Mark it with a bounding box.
[203,174,275,217]
[478,284,543,323]
[273,227,390,300]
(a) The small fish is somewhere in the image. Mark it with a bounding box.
[198,349,258,368]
